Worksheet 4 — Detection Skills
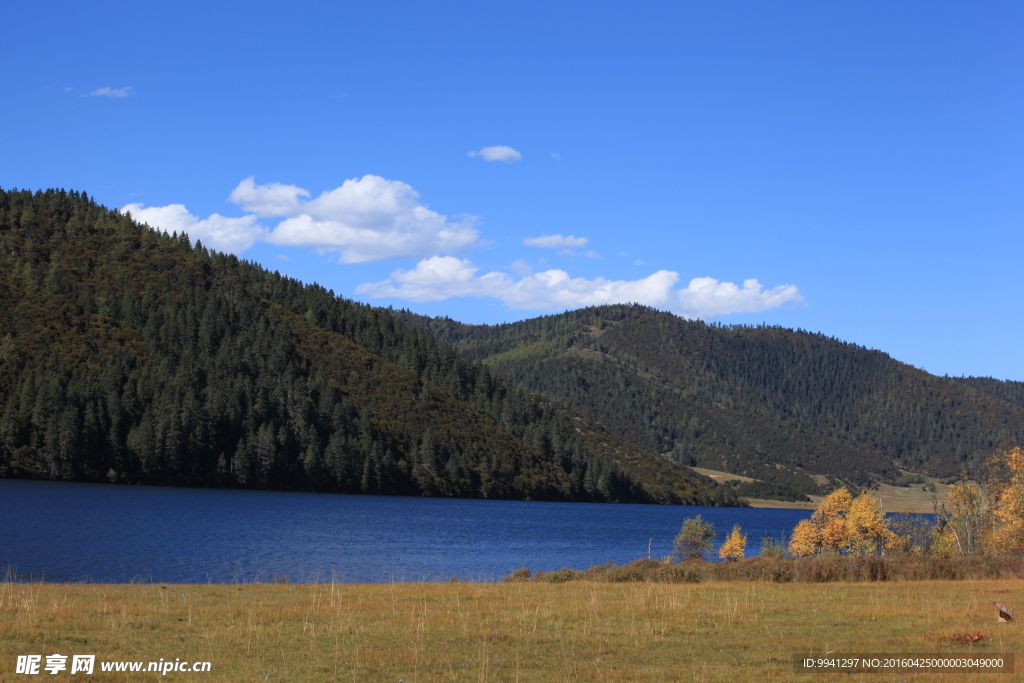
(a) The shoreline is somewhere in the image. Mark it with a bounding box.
[7,553,1022,587]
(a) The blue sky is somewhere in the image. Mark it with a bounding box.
[3,1,1022,380]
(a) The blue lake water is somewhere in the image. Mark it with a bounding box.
[0,479,822,583]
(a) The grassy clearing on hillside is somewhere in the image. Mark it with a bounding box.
[744,497,819,509]
[1,580,1020,682]
[693,467,951,513]
[692,467,761,485]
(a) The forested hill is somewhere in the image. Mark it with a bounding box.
[951,376,1024,412]
[395,305,1024,493]
[0,188,731,506]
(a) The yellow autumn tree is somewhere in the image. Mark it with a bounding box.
[930,447,1024,558]
[933,480,989,558]
[788,519,820,558]
[845,492,896,556]
[989,446,1024,554]
[812,487,853,553]
[930,524,959,559]
[788,487,893,557]
[719,524,747,561]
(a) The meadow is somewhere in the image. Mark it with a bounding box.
[691,467,951,513]
[1,577,1019,682]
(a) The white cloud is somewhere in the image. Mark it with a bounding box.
[357,259,803,319]
[121,175,478,262]
[228,178,309,217]
[120,176,802,321]
[122,203,265,254]
[523,234,596,257]
[523,234,588,250]
[89,86,132,98]
[468,146,522,162]
[510,259,533,277]
[237,175,479,263]
[674,277,803,318]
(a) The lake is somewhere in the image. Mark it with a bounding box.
[0,479,820,583]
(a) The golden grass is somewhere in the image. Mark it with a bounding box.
[692,467,761,485]
[870,480,952,514]
[743,497,818,510]
[692,467,951,513]
[1,579,1020,682]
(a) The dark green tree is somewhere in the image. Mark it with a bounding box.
[672,515,715,562]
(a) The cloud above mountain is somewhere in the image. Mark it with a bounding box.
[356,256,803,319]
[124,175,479,262]
[122,203,264,253]
[124,174,802,319]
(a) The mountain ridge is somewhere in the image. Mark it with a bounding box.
[0,187,727,506]
[6,186,1019,504]
[393,304,1024,490]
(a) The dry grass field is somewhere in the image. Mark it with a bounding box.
[1,578,1020,682]
[692,467,951,513]
[691,468,761,485]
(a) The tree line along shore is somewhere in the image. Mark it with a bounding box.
[511,447,1024,584]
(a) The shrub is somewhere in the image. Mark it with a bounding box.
[502,567,531,582]
[715,557,794,583]
[602,558,662,582]
[533,567,583,583]
[504,554,1024,585]
[760,536,787,558]
[794,555,847,582]
[653,562,703,584]
[673,515,715,562]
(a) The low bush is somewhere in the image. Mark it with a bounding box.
[502,567,531,582]
[652,562,704,584]
[706,557,794,582]
[508,555,1024,584]
[532,567,584,583]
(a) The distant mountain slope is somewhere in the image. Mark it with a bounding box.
[395,305,1024,487]
[0,188,728,505]
[951,376,1024,412]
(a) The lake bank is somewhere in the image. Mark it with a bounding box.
[3,580,1019,681]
